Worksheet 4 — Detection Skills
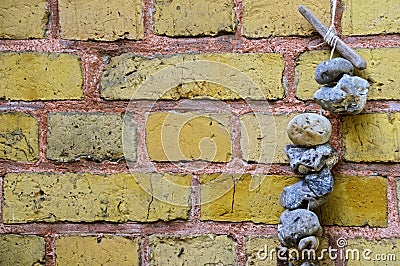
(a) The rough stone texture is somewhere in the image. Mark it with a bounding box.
[305,167,334,197]
[146,112,231,162]
[0,52,83,101]
[242,0,330,37]
[241,114,295,164]
[345,238,400,266]
[296,49,400,100]
[246,237,334,266]
[319,175,387,227]
[314,74,369,114]
[0,0,48,39]
[200,174,299,223]
[47,113,136,162]
[153,0,236,37]
[3,172,191,223]
[0,235,45,265]
[342,0,400,35]
[59,0,143,41]
[280,179,330,210]
[285,144,338,174]
[343,113,400,162]
[56,236,140,265]
[0,112,39,162]
[149,235,236,265]
[314,58,354,85]
[278,209,323,248]
[101,53,285,100]
[287,113,332,147]
[298,236,319,251]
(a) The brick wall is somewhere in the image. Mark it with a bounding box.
[0,0,399,265]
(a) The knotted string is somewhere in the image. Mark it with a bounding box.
[324,0,339,59]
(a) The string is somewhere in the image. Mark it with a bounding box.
[324,0,339,59]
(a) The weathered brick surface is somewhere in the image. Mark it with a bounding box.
[100,53,285,100]
[345,238,400,265]
[295,49,400,100]
[153,0,236,37]
[242,0,330,37]
[149,235,236,265]
[58,0,143,41]
[200,174,299,223]
[0,53,83,101]
[246,237,333,265]
[319,175,387,227]
[0,0,48,39]
[0,235,45,265]
[240,113,295,163]
[56,236,140,265]
[343,113,400,162]
[47,113,136,162]
[3,172,191,223]
[146,112,232,162]
[0,112,39,162]
[342,0,400,36]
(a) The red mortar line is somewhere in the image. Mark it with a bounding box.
[0,34,399,56]
[46,0,61,40]
[233,0,243,40]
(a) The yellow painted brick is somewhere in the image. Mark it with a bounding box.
[200,174,299,223]
[59,0,143,41]
[0,235,45,265]
[296,49,400,100]
[342,0,400,36]
[146,112,232,162]
[47,113,136,162]
[242,0,330,37]
[246,237,334,265]
[0,112,39,162]
[0,52,83,101]
[345,238,400,265]
[0,0,47,39]
[240,113,295,164]
[56,236,140,265]
[343,113,400,162]
[319,175,387,227]
[149,235,236,265]
[153,0,236,36]
[3,172,191,223]
[101,53,285,100]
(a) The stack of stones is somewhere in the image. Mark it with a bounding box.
[277,57,369,265]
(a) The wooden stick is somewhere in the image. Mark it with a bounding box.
[298,5,367,69]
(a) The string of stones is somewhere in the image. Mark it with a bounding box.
[277,57,370,266]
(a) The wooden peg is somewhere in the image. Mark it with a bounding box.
[298,5,367,70]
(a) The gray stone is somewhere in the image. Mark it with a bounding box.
[278,209,323,248]
[300,262,318,266]
[314,74,369,114]
[284,143,338,174]
[305,167,334,197]
[280,180,330,210]
[298,236,319,251]
[287,113,332,147]
[314,58,354,85]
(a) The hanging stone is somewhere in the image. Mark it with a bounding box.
[313,74,369,114]
[305,167,334,197]
[285,143,338,174]
[287,113,332,147]
[300,262,319,266]
[278,209,323,248]
[280,180,330,210]
[314,58,354,85]
[298,236,320,251]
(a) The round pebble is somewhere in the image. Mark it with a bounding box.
[314,58,354,85]
[287,113,332,147]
